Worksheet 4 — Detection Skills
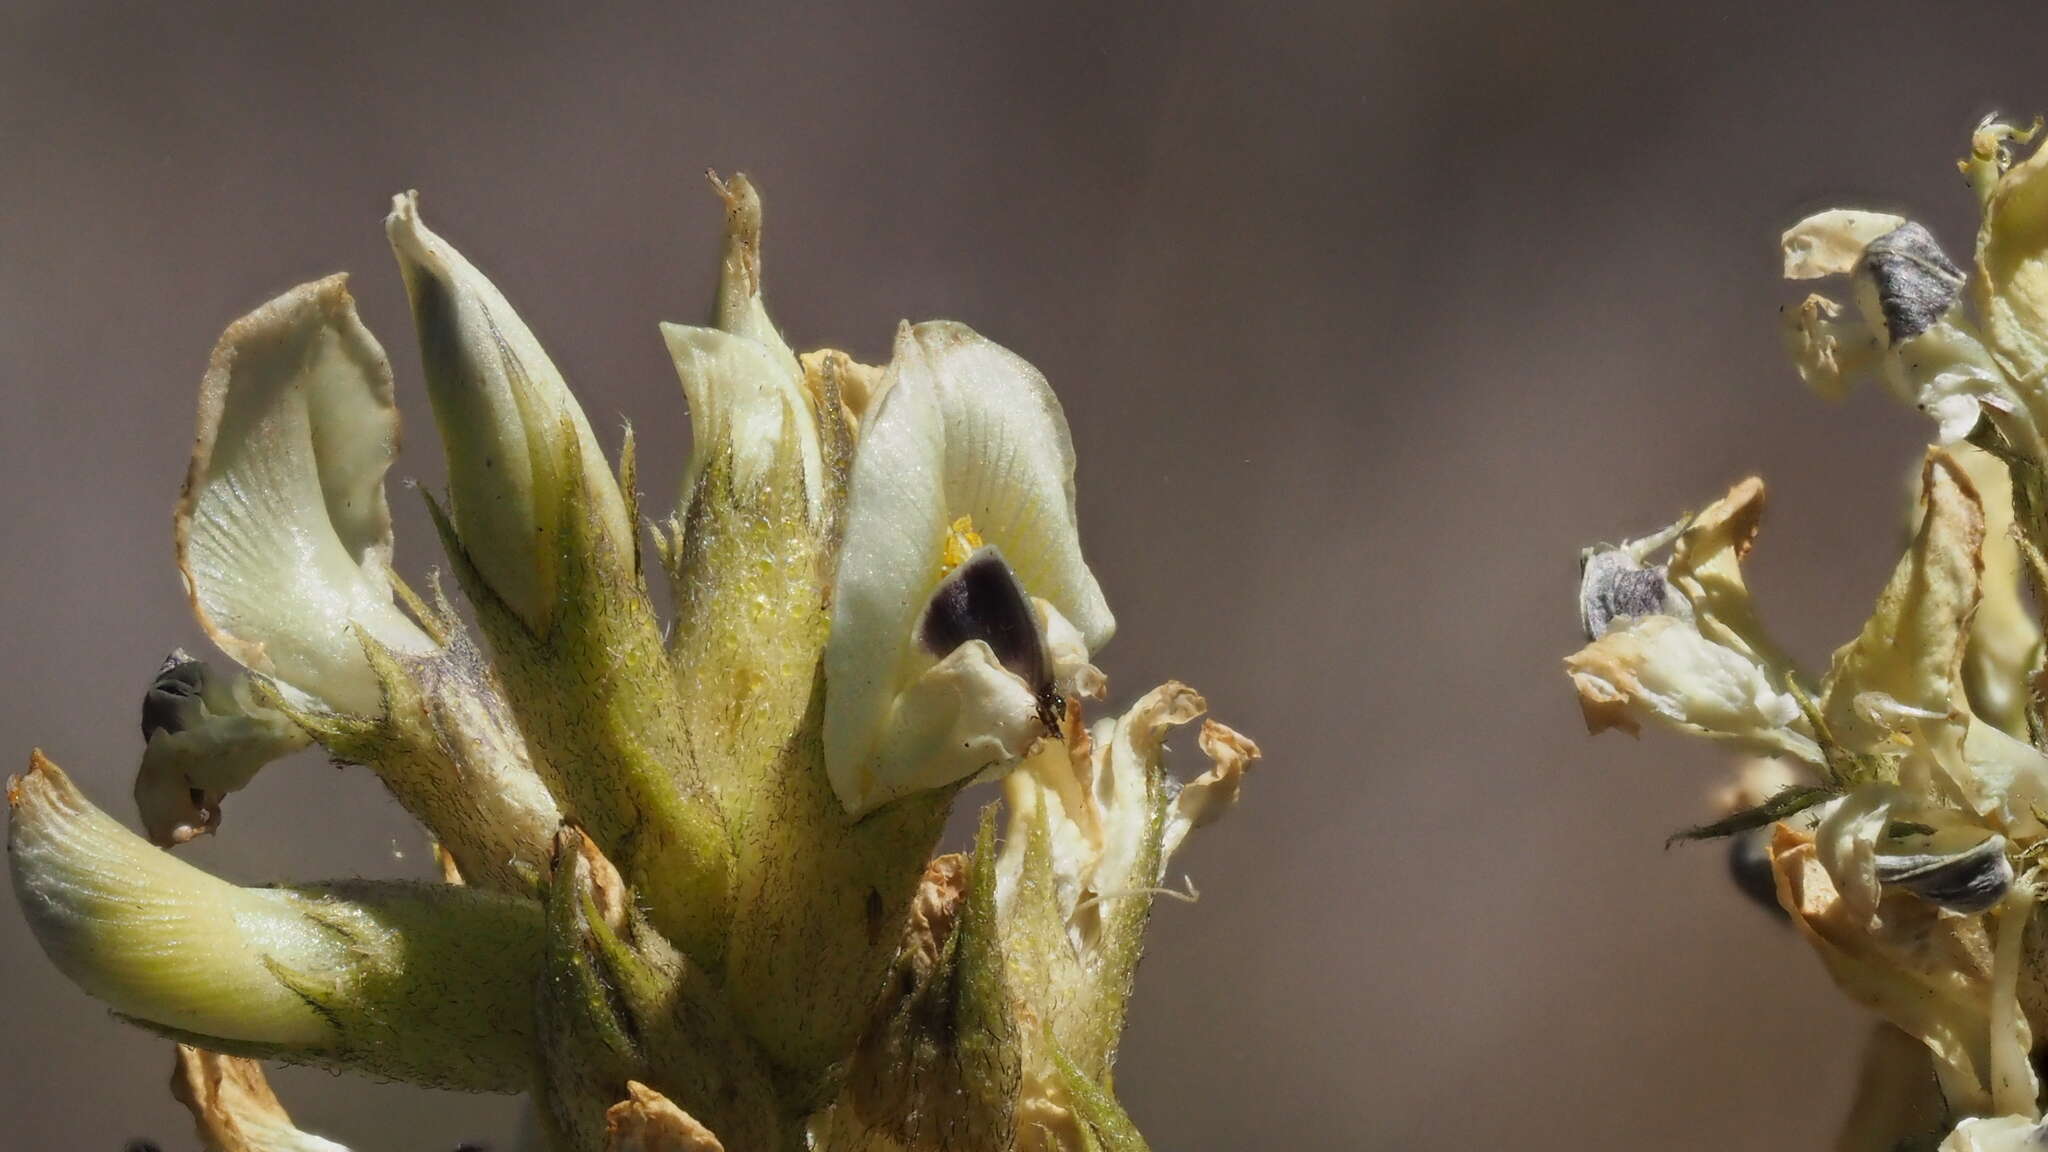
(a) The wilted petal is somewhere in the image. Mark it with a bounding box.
[1973,124,2048,388]
[1822,450,1983,752]
[171,1046,351,1152]
[1947,720,2048,840]
[1163,719,1262,862]
[1770,822,2036,1118]
[1943,1116,2048,1151]
[1782,209,1908,279]
[387,192,633,633]
[1667,476,1785,665]
[604,1081,727,1152]
[1565,614,1819,764]
[825,322,1112,813]
[1782,293,1883,401]
[1834,1024,1948,1152]
[1951,447,2043,735]
[1781,212,2018,442]
[179,276,434,717]
[1814,786,1895,927]
[995,682,1253,1090]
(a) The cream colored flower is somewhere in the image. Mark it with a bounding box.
[1780,209,2016,444]
[823,322,1114,815]
[179,275,438,712]
[1565,478,1818,764]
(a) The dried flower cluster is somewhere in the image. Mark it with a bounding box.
[8,176,1258,1151]
[1565,119,2048,1150]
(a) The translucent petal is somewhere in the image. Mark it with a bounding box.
[662,323,823,525]
[906,322,1113,649]
[172,1047,352,1152]
[824,322,1116,811]
[178,276,433,717]
[1822,451,1983,752]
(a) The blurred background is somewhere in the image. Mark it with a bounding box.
[3,1,2043,1147]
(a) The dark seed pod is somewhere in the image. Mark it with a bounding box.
[1727,827,1788,920]
[1875,832,2012,914]
[1578,548,1686,641]
[1863,222,1965,344]
[917,546,1051,696]
[140,649,209,740]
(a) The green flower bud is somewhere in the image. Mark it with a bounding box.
[387,192,633,635]
[11,754,544,1092]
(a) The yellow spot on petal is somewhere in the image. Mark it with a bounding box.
[941,515,985,572]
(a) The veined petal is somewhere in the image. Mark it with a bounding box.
[1822,450,1984,752]
[1951,447,2040,735]
[12,753,332,1045]
[9,753,544,1091]
[387,192,632,633]
[824,322,1112,813]
[1565,614,1820,764]
[907,322,1113,649]
[178,276,433,717]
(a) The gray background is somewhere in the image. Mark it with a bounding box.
[2,1,2041,1147]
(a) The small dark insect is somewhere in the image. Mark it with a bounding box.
[123,1141,164,1152]
[918,546,1064,737]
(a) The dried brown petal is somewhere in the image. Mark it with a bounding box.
[604,1082,726,1152]
[170,1045,349,1152]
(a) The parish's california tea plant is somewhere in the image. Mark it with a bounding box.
[1564,119,2048,1151]
[7,176,1260,1152]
